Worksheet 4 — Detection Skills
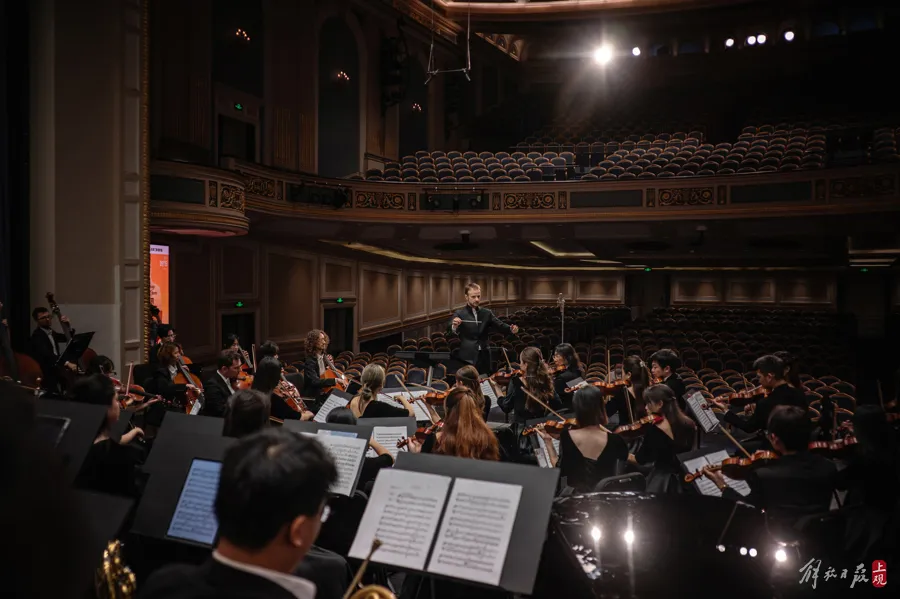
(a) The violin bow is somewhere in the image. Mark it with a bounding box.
[407,382,438,393]
[251,344,257,371]
[623,367,635,424]
[125,361,135,401]
[397,379,432,421]
[521,387,611,434]
[713,420,753,459]
[501,346,513,370]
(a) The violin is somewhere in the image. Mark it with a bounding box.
[522,418,579,437]
[717,385,767,408]
[613,414,664,440]
[684,450,779,483]
[397,420,444,449]
[549,362,568,376]
[809,435,858,458]
[420,388,449,406]
[564,378,628,395]
[490,366,524,386]
[322,354,348,394]
[275,375,309,413]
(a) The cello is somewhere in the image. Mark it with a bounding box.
[321,354,348,394]
[173,353,204,414]
[0,300,43,387]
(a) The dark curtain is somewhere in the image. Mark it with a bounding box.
[318,18,360,178]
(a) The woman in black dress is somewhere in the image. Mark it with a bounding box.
[498,347,563,426]
[627,384,697,494]
[71,374,146,497]
[348,364,415,419]
[552,343,584,410]
[538,385,628,492]
[607,355,651,424]
[454,364,491,421]
[252,356,313,421]
[408,387,499,460]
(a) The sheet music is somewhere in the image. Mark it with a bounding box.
[683,455,722,497]
[314,394,349,423]
[317,429,358,438]
[189,399,201,416]
[365,426,408,459]
[427,478,522,586]
[313,434,367,496]
[686,392,719,433]
[166,459,221,545]
[535,435,559,468]
[708,450,751,496]
[349,469,451,570]
[480,380,499,409]
[382,390,431,421]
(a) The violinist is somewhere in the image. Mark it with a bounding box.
[551,343,583,409]
[607,355,650,424]
[222,390,272,439]
[536,386,628,492]
[498,347,563,426]
[252,357,314,421]
[70,374,145,498]
[407,387,499,460]
[709,355,807,435]
[648,349,687,409]
[226,334,254,372]
[201,350,242,417]
[449,283,519,374]
[303,329,340,405]
[455,364,491,421]
[627,385,697,494]
[326,407,395,490]
[143,342,199,404]
[773,350,803,390]
[704,406,837,533]
[27,306,77,393]
[258,340,279,361]
[348,364,415,419]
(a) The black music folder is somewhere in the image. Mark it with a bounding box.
[56,332,95,367]
[35,397,108,482]
[348,452,559,594]
[144,412,224,473]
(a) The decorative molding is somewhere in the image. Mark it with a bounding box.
[407,192,417,210]
[717,185,727,205]
[355,190,404,209]
[240,171,282,200]
[658,187,714,207]
[503,191,555,209]
[558,190,568,209]
[492,192,501,210]
[830,175,896,199]
[208,181,218,206]
[220,184,245,211]
[646,188,656,207]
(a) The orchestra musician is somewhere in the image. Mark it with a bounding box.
[223,390,272,439]
[649,349,687,409]
[407,387,499,460]
[143,342,198,404]
[148,324,176,364]
[348,364,415,418]
[498,347,563,426]
[551,343,584,409]
[27,306,77,393]
[709,355,807,434]
[257,340,280,362]
[773,350,804,390]
[704,405,837,533]
[201,350,242,418]
[252,357,314,421]
[607,356,651,424]
[454,364,491,421]
[302,329,340,405]
[449,283,519,374]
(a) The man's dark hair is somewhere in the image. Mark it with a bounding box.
[649,349,681,371]
[215,429,337,549]
[223,390,271,439]
[32,307,50,321]
[258,341,280,360]
[325,407,358,426]
[767,405,811,451]
[753,355,785,379]
[218,349,241,370]
[225,333,240,349]
[157,324,173,338]
[70,374,116,407]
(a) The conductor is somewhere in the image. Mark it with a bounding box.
[449,283,519,374]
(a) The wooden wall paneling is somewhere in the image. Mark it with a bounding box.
[404,271,429,321]
[492,276,508,303]
[170,241,216,356]
[575,276,625,304]
[526,276,573,301]
[508,277,521,301]
[451,275,467,308]
[219,240,259,300]
[320,257,357,299]
[359,264,402,331]
[264,247,318,342]
[725,277,776,304]
[429,273,452,317]
[778,276,836,306]
[671,277,724,304]
[472,276,490,304]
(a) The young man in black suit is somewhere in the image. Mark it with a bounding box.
[201,350,242,417]
[649,349,687,409]
[27,306,78,393]
[138,429,337,599]
[449,283,519,374]
[706,405,837,533]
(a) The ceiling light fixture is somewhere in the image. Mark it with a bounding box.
[593,45,613,65]
[725,38,735,48]
[783,30,795,42]
[632,46,641,56]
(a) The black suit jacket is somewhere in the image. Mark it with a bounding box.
[302,356,335,399]
[663,373,687,409]
[201,372,233,417]
[293,545,353,599]
[137,558,298,599]
[724,383,808,433]
[28,327,70,389]
[449,306,512,364]
[553,366,583,409]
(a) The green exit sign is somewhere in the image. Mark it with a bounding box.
[336,297,344,304]
[235,301,244,308]
[644,267,652,272]
[234,102,243,111]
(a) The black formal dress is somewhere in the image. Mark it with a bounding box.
[634,424,694,494]
[721,451,837,533]
[358,398,410,419]
[449,306,512,374]
[498,377,564,426]
[553,366,583,410]
[137,557,313,599]
[607,385,645,424]
[724,383,808,433]
[27,326,70,392]
[201,372,234,418]
[558,428,628,492]
[302,355,335,405]
[663,373,688,410]
[74,438,144,498]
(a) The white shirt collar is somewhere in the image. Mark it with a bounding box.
[43,328,58,354]
[212,551,316,599]
[218,370,235,394]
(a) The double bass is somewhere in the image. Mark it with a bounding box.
[45,292,97,380]
[0,300,43,387]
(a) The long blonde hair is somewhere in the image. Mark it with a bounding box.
[455,365,485,416]
[358,364,386,407]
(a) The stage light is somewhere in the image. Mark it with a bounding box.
[746,35,757,45]
[632,46,641,56]
[591,526,602,541]
[716,544,726,553]
[775,549,787,562]
[749,548,758,557]
[740,547,748,556]
[623,529,635,545]
[593,45,613,65]
[757,34,767,44]
[784,30,795,41]
[725,38,735,47]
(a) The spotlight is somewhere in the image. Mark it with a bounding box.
[632,46,641,56]
[591,526,602,541]
[623,529,635,545]
[757,34,767,44]
[749,548,758,557]
[593,45,613,65]
[725,38,735,47]
[784,30,795,41]
[740,547,748,556]
[746,35,757,45]
[716,544,726,553]
[775,549,787,563]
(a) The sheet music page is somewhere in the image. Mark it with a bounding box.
[480,380,499,409]
[348,469,451,570]
[707,450,751,496]
[365,426,408,459]
[686,392,719,433]
[382,390,431,421]
[189,400,201,416]
[317,429,358,438]
[535,435,559,468]
[313,434,367,496]
[683,455,721,497]
[314,394,349,423]
[166,460,221,544]
[426,478,523,586]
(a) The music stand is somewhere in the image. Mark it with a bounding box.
[35,397,108,482]
[56,332,94,368]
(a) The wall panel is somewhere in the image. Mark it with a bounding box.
[575,276,625,303]
[672,278,723,304]
[430,274,452,316]
[526,277,572,301]
[265,250,316,341]
[725,278,776,304]
[492,277,508,302]
[405,272,428,319]
[220,242,258,299]
[171,243,215,355]
[779,277,835,305]
[321,258,356,298]
[359,265,401,330]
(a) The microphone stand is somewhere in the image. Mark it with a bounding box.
[557,293,565,343]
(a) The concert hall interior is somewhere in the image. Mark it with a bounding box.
[1,0,899,598]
